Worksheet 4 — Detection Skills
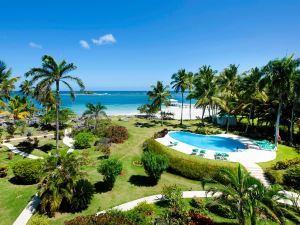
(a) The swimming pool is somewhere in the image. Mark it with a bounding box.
[169,131,245,152]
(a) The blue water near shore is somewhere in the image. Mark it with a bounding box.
[60,91,195,115]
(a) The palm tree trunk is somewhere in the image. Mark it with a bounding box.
[160,102,163,126]
[289,92,296,144]
[55,80,60,154]
[189,97,192,120]
[275,96,283,146]
[245,106,252,133]
[180,92,184,125]
[201,105,206,124]
[226,117,230,134]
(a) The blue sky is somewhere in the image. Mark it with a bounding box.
[1,0,300,91]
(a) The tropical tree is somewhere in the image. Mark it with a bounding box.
[39,152,84,216]
[203,164,287,225]
[193,65,218,123]
[19,80,33,97]
[0,60,19,107]
[261,54,299,146]
[289,69,300,144]
[186,72,194,120]
[6,95,31,121]
[147,81,171,126]
[25,55,85,151]
[83,103,107,130]
[171,69,187,125]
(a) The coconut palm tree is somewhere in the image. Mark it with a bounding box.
[147,81,171,126]
[19,80,33,97]
[289,69,300,144]
[25,55,85,151]
[171,69,187,125]
[193,65,218,123]
[203,164,287,225]
[83,103,107,129]
[0,60,19,107]
[186,72,194,120]
[261,54,299,146]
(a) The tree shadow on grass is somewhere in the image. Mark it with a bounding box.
[9,177,35,185]
[94,181,111,193]
[128,175,155,187]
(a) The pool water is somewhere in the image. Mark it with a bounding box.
[169,131,245,152]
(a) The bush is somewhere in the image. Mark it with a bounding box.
[273,158,300,170]
[28,214,50,225]
[141,151,168,184]
[153,129,168,139]
[265,169,284,184]
[40,143,55,152]
[95,143,111,158]
[69,179,94,212]
[98,158,122,189]
[12,159,42,184]
[7,124,16,136]
[133,201,155,216]
[65,212,136,225]
[94,119,111,137]
[124,209,149,225]
[283,165,300,190]
[74,132,94,149]
[0,164,8,178]
[105,125,128,143]
[189,211,214,225]
[195,127,222,135]
[145,139,237,180]
[206,202,235,219]
[190,198,205,211]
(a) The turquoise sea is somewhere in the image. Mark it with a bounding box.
[60,91,195,115]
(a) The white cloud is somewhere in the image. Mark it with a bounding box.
[29,42,42,49]
[79,40,90,49]
[92,34,116,45]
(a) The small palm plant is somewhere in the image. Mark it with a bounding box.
[83,103,107,130]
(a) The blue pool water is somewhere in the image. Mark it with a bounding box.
[169,131,245,152]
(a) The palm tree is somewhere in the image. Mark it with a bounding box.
[147,81,171,126]
[6,95,31,121]
[203,164,287,225]
[0,60,19,106]
[83,103,107,129]
[171,69,187,125]
[289,69,300,144]
[186,72,194,120]
[25,55,85,152]
[20,80,33,97]
[39,152,83,216]
[193,65,218,123]
[261,54,299,146]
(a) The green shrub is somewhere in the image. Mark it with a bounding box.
[69,179,94,212]
[265,169,284,184]
[190,198,205,211]
[283,165,300,190]
[7,124,16,136]
[124,209,149,225]
[206,202,235,219]
[98,158,122,189]
[28,214,50,225]
[273,158,300,170]
[74,132,94,149]
[0,164,8,178]
[94,119,111,137]
[195,127,222,135]
[105,125,128,143]
[141,151,168,184]
[95,143,111,158]
[145,139,237,180]
[12,159,42,184]
[65,212,136,225]
[133,202,155,216]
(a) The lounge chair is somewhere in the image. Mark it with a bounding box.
[169,141,179,147]
[199,149,206,157]
[191,148,199,155]
[214,152,229,160]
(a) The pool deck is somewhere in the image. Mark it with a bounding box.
[156,132,276,163]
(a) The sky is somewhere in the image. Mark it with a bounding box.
[1,0,300,91]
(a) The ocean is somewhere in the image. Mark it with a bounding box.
[60,91,195,115]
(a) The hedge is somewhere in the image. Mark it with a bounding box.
[145,139,237,181]
[12,159,43,184]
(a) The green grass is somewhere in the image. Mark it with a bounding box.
[258,144,300,170]
[0,147,37,225]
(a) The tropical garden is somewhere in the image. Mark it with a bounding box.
[0,54,299,225]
